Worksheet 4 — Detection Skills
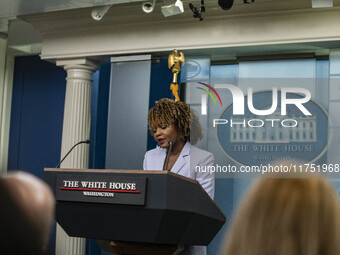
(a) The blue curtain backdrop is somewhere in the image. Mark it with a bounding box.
[8,56,66,254]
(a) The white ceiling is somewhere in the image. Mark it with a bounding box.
[0,0,146,18]
[1,0,339,57]
[1,0,339,19]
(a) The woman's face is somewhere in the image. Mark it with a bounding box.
[152,124,182,149]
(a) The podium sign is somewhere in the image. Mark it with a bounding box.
[56,174,147,205]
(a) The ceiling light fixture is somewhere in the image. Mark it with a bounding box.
[161,0,184,17]
[218,0,234,10]
[91,5,112,21]
[312,0,333,8]
[189,0,205,21]
[142,0,156,13]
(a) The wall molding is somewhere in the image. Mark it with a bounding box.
[19,4,340,60]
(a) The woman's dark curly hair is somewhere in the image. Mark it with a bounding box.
[148,98,203,145]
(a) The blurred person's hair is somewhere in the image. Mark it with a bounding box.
[0,171,55,255]
[222,169,340,255]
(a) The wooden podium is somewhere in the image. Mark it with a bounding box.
[44,168,226,255]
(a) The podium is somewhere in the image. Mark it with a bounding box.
[44,168,226,254]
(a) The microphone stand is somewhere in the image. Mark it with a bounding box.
[56,140,91,168]
[164,140,173,171]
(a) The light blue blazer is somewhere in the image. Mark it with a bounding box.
[143,141,215,198]
[143,141,215,255]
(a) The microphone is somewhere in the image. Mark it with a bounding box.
[164,140,173,171]
[56,140,91,168]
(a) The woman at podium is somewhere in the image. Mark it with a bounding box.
[143,98,214,255]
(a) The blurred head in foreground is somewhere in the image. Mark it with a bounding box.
[0,171,55,255]
[222,171,340,255]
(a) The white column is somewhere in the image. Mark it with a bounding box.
[55,58,98,255]
[0,38,7,174]
[0,30,14,175]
